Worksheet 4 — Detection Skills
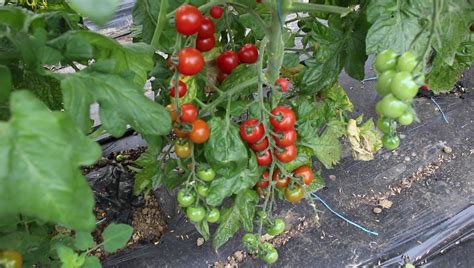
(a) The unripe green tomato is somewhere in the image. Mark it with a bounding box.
[260,242,278,264]
[375,101,384,115]
[186,206,206,222]
[266,219,286,236]
[207,208,220,223]
[242,233,258,248]
[376,70,396,96]
[383,135,400,150]
[398,112,414,126]
[196,184,210,197]
[390,71,418,101]
[379,94,407,119]
[377,117,395,134]
[374,49,398,73]
[197,167,216,182]
[397,51,417,72]
[177,190,196,207]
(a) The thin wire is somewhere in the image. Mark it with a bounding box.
[362,76,377,82]
[311,192,379,236]
[430,96,449,123]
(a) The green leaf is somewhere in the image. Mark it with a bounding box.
[283,147,312,172]
[102,223,133,253]
[0,91,101,231]
[83,256,102,268]
[0,229,51,266]
[212,189,259,250]
[303,124,342,169]
[133,148,162,195]
[68,0,120,26]
[74,231,94,251]
[57,245,85,268]
[204,117,248,177]
[206,153,259,207]
[282,52,301,68]
[61,66,171,136]
[366,0,430,56]
[0,65,12,103]
[220,64,257,93]
[193,220,210,241]
[305,169,325,193]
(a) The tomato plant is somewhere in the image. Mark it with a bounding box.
[0,0,471,265]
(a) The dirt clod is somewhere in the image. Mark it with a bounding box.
[373,207,383,214]
[378,199,393,209]
[443,146,453,154]
[197,237,205,247]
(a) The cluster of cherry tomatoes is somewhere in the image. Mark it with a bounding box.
[374,49,422,150]
[176,166,221,224]
[216,43,259,82]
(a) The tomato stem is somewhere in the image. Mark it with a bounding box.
[285,2,353,15]
[150,0,169,50]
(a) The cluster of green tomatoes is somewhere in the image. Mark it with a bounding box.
[241,217,285,264]
[374,49,423,150]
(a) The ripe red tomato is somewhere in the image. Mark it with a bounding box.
[275,77,289,92]
[173,125,188,138]
[240,119,265,143]
[270,106,296,130]
[256,150,272,166]
[189,119,210,144]
[170,80,187,98]
[210,6,223,19]
[238,44,259,64]
[196,36,215,52]
[293,165,314,185]
[177,48,204,76]
[273,128,297,147]
[217,51,239,74]
[250,137,269,152]
[180,103,198,123]
[175,4,202,36]
[217,71,228,83]
[272,169,290,188]
[274,144,297,163]
[197,16,215,38]
[256,171,270,188]
[285,185,304,204]
[420,84,429,91]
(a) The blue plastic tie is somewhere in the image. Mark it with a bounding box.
[430,97,449,124]
[311,192,379,236]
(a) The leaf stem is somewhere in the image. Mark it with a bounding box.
[150,0,169,50]
[205,77,258,111]
[286,2,353,15]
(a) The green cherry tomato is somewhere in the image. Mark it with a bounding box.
[284,185,305,204]
[177,190,196,207]
[242,233,258,248]
[186,206,206,222]
[267,219,286,236]
[398,112,414,126]
[197,184,210,197]
[375,101,384,115]
[397,51,417,72]
[377,117,395,134]
[383,135,400,150]
[379,94,408,119]
[390,71,418,101]
[374,49,398,73]
[260,242,279,264]
[207,208,220,223]
[197,167,216,182]
[375,70,396,96]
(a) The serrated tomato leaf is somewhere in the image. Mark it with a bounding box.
[0,91,101,232]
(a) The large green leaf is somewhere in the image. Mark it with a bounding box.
[366,0,430,55]
[302,122,343,169]
[206,153,260,207]
[68,0,121,26]
[102,223,133,253]
[204,117,248,177]
[60,64,171,136]
[212,189,259,250]
[0,91,101,232]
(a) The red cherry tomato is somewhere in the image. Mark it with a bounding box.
[272,169,290,189]
[177,48,204,76]
[256,150,272,166]
[217,71,228,83]
[273,128,297,147]
[170,80,187,98]
[250,137,269,152]
[420,84,429,91]
[239,119,265,143]
[189,119,210,144]
[210,6,223,19]
[293,165,314,185]
[217,51,239,74]
[270,106,296,130]
[175,4,202,36]
[196,36,215,52]
[275,77,289,92]
[197,16,215,38]
[256,171,270,188]
[274,144,297,163]
[238,44,259,64]
[180,103,198,123]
